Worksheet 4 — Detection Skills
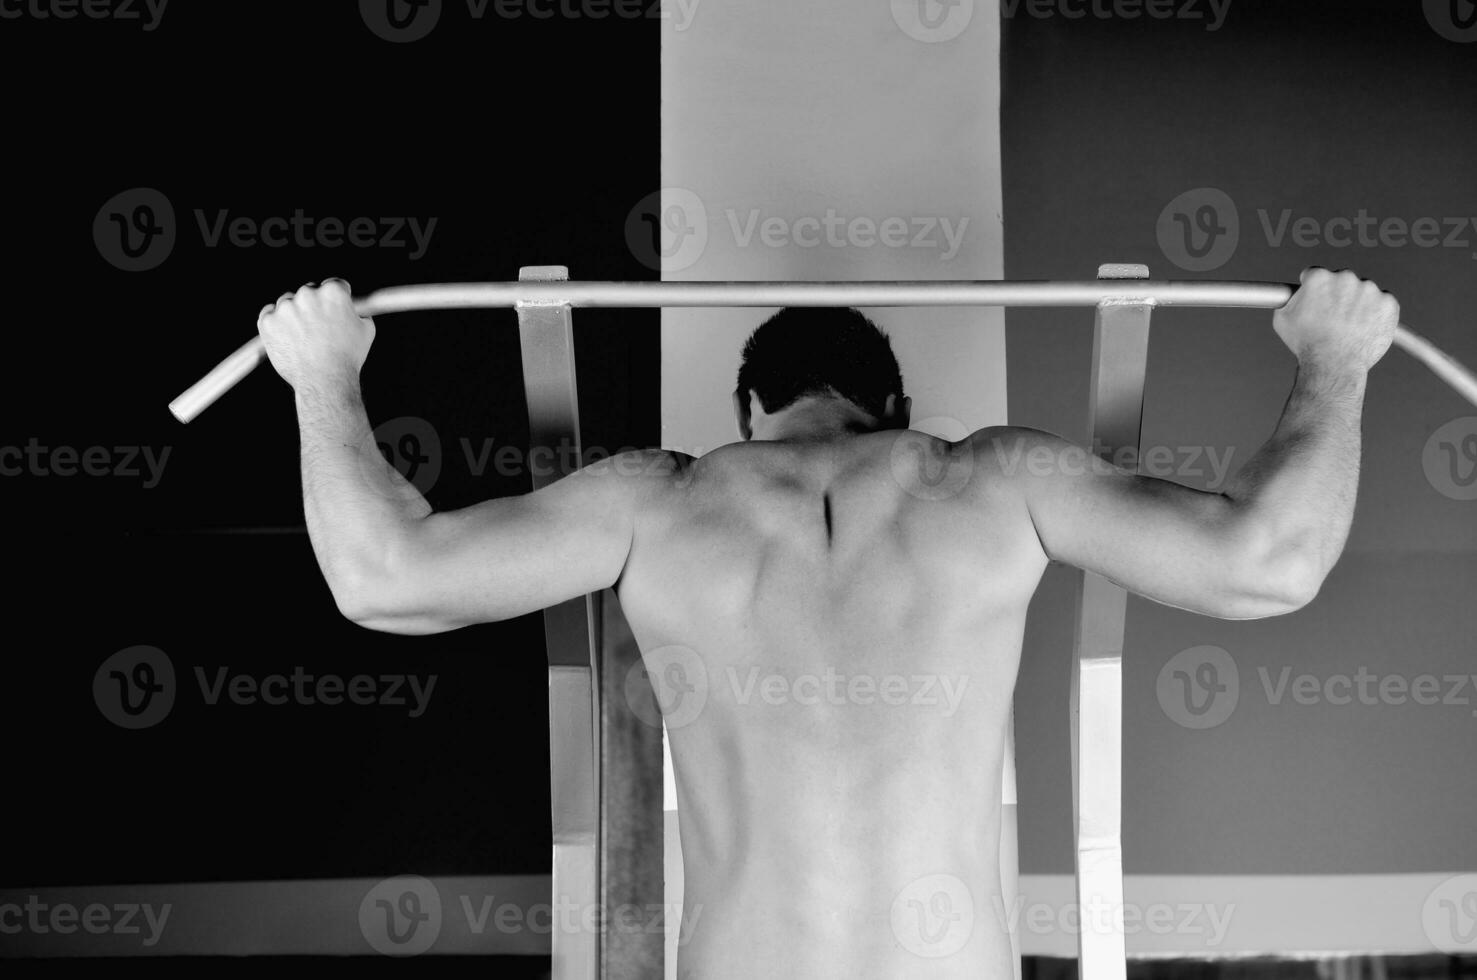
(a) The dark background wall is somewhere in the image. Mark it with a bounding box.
[1,0,658,894]
[1002,0,1477,875]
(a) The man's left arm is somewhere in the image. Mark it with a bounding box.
[258,279,681,635]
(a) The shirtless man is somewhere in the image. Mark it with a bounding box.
[258,267,1397,979]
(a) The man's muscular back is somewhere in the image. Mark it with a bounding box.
[612,430,1046,978]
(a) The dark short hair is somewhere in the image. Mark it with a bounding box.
[736,308,904,420]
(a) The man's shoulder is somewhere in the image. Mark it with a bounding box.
[960,425,1061,451]
[959,426,1080,479]
[888,425,1068,474]
[579,448,697,489]
[967,427,1121,493]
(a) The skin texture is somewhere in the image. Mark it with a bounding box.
[258,268,1397,978]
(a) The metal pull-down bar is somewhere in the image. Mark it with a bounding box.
[169,278,1477,424]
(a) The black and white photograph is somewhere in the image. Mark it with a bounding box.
[2,1,1475,977]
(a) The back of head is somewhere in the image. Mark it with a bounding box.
[736,308,905,420]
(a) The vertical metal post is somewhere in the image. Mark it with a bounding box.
[1070,264,1151,980]
[516,266,601,980]
[1001,708,1021,980]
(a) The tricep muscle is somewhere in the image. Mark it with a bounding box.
[353,450,682,634]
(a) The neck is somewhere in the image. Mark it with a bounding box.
[757,397,880,442]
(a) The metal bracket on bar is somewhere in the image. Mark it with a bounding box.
[516,265,602,980]
[1070,264,1151,980]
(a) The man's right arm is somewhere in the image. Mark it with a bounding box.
[988,268,1398,620]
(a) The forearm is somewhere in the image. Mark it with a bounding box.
[294,373,432,612]
[1224,359,1367,583]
